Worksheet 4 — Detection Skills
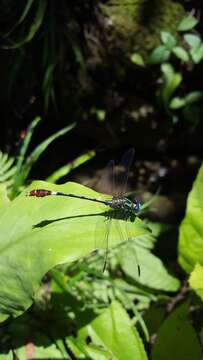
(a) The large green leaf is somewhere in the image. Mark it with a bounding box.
[76,300,148,360]
[189,263,203,300]
[0,181,148,320]
[178,163,203,273]
[151,303,202,360]
[119,241,180,292]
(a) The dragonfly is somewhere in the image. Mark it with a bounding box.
[27,148,141,273]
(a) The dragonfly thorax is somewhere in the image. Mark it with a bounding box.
[107,197,140,213]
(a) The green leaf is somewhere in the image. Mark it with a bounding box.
[14,333,64,359]
[189,263,203,300]
[159,64,182,108]
[46,151,95,183]
[170,91,203,110]
[120,241,180,291]
[0,181,148,319]
[184,34,201,50]
[5,0,35,37]
[11,122,75,197]
[131,53,145,66]
[0,151,16,189]
[148,46,170,64]
[4,0,47,49]
[191,44,203,64]
[160,32,176,50]
[97,109,106,122]
[178,15,198,32]
[77,300,148,360]
[151,303,202,360]
[169,97,186,109]
[11,116,42,197]
[0,185,10,218]
[172,46,189,62]
[185,91,203,104]
[179,163,203,273]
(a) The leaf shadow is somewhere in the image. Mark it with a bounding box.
[32,210,136,229]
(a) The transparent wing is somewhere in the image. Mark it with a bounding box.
[94,210,128,271]
[114,148,135,197]
[96,159,115,196]
[123,213,140,276]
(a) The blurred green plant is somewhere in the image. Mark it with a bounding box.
[148,14,203,65]
[0,117,76,198]
[130,14,203,125]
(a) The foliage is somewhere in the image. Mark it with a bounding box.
[1,2,203,359]
[179,163,203,273]
[0,117,84,197]
[0,180,149,320]
[189,263,203,301]
[65,301,147,359]
[143,14,203,125]
[151,303,202,360]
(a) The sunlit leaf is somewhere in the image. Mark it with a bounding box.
[179,163,203,273]
[189,263,203,300]
[0,181,148,320]
[119,241,180,291]
[11,122,75,198]
[77,300,148,360]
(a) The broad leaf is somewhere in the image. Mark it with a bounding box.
[160,32,176,50]
[152,303,202,360]
[178,15,198,31]
[77,300,148,360]
[119,241,180,291]
[0,181,148,320]
[148,46,170,65]
[189,263,203,300]
[179,163,203,273]
[172,46,189,62]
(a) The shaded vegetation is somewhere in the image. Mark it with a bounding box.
[0,1,203,359]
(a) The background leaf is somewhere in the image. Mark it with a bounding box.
[120,241,180,291]
[77,300,148,360]
[178,15,198,31]
[151,303,202,360]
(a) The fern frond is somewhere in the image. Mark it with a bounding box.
[0,151,16,190]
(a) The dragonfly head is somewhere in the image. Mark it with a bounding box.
[132,199,141,213]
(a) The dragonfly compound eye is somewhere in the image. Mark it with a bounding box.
[133,200,141,213]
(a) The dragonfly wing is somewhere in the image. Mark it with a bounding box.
[94,210,127,271]
[96,159,115,196]
[123,213,140,276]
[115,148,135,197]
[94,210,112,271]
